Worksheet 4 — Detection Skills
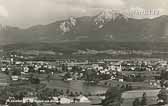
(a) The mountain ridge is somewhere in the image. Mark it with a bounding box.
[0,11,168,45]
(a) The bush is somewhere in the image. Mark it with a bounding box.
[141,92,147,105]
[133,98,140,106]
[102,87,123,106]
[30,77,40,84]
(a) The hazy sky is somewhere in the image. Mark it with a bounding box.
[0,0,167,28]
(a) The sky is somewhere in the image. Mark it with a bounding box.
[0,0,168,28]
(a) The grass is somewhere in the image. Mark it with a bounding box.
[121,89,160,106]
[122,97,157,106]
[98,80,157,90]
[0,72,9,86]
[122,89,160,99]
[42,79,108,95]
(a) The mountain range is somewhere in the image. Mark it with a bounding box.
[1,10,168,45]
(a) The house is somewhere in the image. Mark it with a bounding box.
[53,97,58,101]
[15,61,23,65]
[20,75,29,80]
[67,66,72,70]
[6,97,15,103]
[75,95,90,103]
[39,69,45,73]
[23,67,29,73]
[22,97,37,103]
[99,96,105,100]
[58,97,71,104]
[1,67,6,72]
[66,78,73,81]
[11,76,19,81]
[118,79,124,82]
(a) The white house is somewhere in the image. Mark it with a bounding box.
[23,97,37,103]
[11,76,19,81]
[76,95,90,103]
[53,97,58,101]
[15,61,23,65]
[23,67,29,73]
[59,97,71,104]
[98,66,103,71]
[118,78,124,82]
[40,69,45,73]
[99,96,105,100]
[66,78,73,81]
[1,67,6,72]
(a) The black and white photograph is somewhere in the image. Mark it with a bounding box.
[0,0,168,106]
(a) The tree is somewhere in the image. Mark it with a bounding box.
[29,74,40,84]
[12,68,21,76]
[164,82,168,88]
[66,89,70,95]
[158,88,168,104]
[59,89,64,95]
[133,98,140,106]
[85,69,97,83]
[46,74,51,82]
[102,87,123,106]
[30,77,40,84]
[63,72,71,80]
[75,92,79,96]
[141,92,147,105]
[80,92,83,95]
[160,70,168,80]
[160,79,165,88]
[62,64,67,72]
[53,88,59,96]
[69,92,75,97]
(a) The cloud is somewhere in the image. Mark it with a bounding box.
[91,0,125,9]
[0,0,168,27]
[58,0,125,9]
[0,5,8,17]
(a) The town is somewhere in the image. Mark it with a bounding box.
[0,0,168,106]
[0,52,167,106]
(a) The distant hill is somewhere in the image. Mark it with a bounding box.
[1,10,168,58]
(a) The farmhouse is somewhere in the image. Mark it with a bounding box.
[1,67,6,72]
[11,76,19,81]
[22,97,37,103]
[75,95,90,103]
[58,96,71,104]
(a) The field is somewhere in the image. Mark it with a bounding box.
[38,88,160,106]
[122,97,157,106]
[42,79,108,95]
[121,89,160,106]
[0,72,9,86]
[98,80,155,90]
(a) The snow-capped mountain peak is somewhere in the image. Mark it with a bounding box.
[60,17,77,33]
[69,17,77,26]
[94,10,128,28]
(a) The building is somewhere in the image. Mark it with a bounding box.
[75,95,90,103]
[1,67,6,72]
[22,97,37,103]
[59,97,71,104]
[53,97,58,101]
[11,76,19,81]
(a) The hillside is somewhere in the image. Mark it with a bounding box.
[0,10,168,44]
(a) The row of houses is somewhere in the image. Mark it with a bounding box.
[6,95,90,104]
